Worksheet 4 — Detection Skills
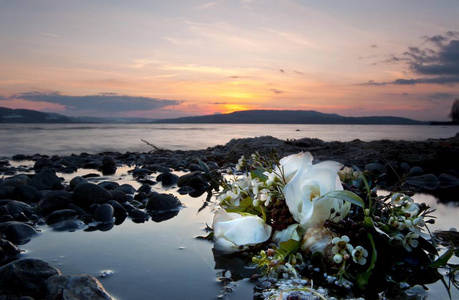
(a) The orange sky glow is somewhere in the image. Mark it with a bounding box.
[1,1,458,121]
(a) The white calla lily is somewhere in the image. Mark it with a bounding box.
[284,159,350,229]
[212,210,272,253]
[276,152,313,182]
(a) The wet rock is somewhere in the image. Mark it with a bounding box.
[137,184,152,194]
[98,181,120,191]
[146,192,181,211]
[94,204,114,223]
[4,200,33,218]
[30,169,63,191]
[0,185,14,199]
[46,274,113,300]
[46,209,78,225]
[128,209,148,223]
[38,191,73,216]
[13,185,41,203]
[0,238,21,261]
[0,258,61,298]
[156,172,178,186]
[73,183,112,206]
[69,176,87,190]
[106,200,126,216]
[0,221,38,244]
[115,184,136,195]
[101,156,117,175]
[150,210,179,222]
[132,168,153,177]
[0,177,27,188]
[51,219,86,232]
[109,189,127,203]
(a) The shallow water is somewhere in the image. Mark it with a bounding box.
[1,123,457,157]
[12,165,459,300]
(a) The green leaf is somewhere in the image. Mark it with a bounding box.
[366,232,377,272]
[250,168,268,181]
[324,190,365,209]
[277,239,301,258]
[430,246,455,268]
[224,197,262,216]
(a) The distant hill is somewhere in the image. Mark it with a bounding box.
[0,107,427,125]
[0,107,72,123]
[152,110,426,125]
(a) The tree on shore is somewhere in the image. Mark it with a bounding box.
[448,99,459,123]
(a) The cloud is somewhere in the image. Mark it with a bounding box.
[4,92,183,115]
[366,31,459,85]
[270,88,283,94]
[427,92,456,100]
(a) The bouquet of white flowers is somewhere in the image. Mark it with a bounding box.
[209,152,457,299]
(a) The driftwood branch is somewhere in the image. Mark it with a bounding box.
[141,139,163,152]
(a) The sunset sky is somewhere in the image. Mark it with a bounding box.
[1,0,458,121]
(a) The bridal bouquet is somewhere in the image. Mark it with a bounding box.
[210,152,457,298]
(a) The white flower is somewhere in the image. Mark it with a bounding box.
[352,246,368,265]
[276,152,313,182]
[283,157,351,229]
[332,235,354,255]
[402,231,420,252]
[273,224,301,244]
[212,210,272,253]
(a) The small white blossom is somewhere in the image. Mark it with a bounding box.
[352,246,368,265]
[403,231,420,252]
[332,236,354,255]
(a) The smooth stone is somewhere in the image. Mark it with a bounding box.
[46,209,78,225]
[94,204,114,223]
[101,156,117,175]
[5,200,33,218]
[51,219,86,232]
[364,163,387,177]
[156,172,178,186]
[146,192,181,211]
[177,171,200,187]
[115,184,136,195]
[0,177,27,188]
[69,176,87,190]
[0,258,61,298]
[0,238,21,260]
[30,169,63,191]
[128,208,148,223]
[137,184,152,194]
[132,168,153,177]
[73,183,112,206]
[0,221,38,244]
[150,210,179,223]
[46,274,112,300]
[106,200,126,216]
[109,189,127,203]
[13,185,41,203]
[98,181,120,191]
[0,185,14,199]
[38,191,72,216]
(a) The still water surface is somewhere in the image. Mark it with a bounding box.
[18,166,459,300]
[1,123,457,157]
[2,124,458,299]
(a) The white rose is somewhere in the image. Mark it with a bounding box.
[212,210,272,253]
[284,159,350,229]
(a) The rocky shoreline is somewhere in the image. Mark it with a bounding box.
[0,135,458,299]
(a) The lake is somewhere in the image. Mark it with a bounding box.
[0,123,458,157]
[1,123,458,299]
